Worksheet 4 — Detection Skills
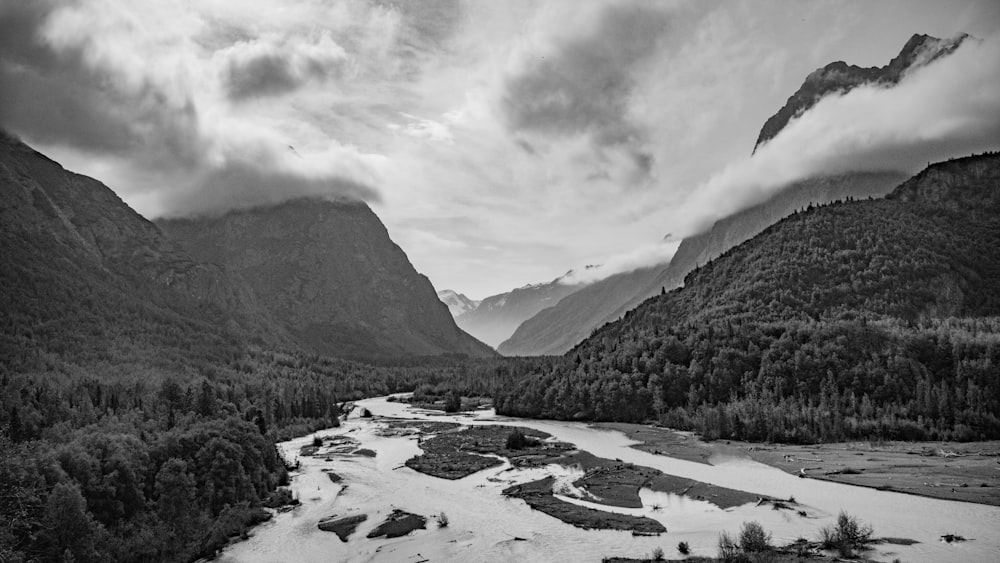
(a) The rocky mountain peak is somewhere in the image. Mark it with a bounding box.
[754,33,969,152]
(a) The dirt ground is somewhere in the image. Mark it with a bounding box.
[738,439,1000,506]
[599,422,1000,506]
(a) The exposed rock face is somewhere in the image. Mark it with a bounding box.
[456,276,585,348]
[159,199,495,360]
[499,172,905,357]
[754,33,968,152]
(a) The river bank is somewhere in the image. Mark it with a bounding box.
[598,422,1000,506]
[216,396,1000,562]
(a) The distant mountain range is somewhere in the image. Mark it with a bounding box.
[1,130,493,366]
[451,274,586,348]
[498,33,964,357]
[437,289,479,317]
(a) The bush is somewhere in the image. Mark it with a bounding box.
[718,531,741,562]
[738,521,771,552]
[436,512,449,528]
[444,391,462,413]
[505,428,539,450]
[677,541,690,555]
[262,487,298,508]
[312,436,323,447]
[650,546,664,560]
[818,510,874,557]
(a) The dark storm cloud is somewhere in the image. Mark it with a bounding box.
[225,52,303,99]
[0,0,201,163]
[0,0,133,151]
[0,1,380,216]
[223,42,348,100]
[501,2,670,162]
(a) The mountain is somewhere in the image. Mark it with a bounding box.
[495,153,1000,441]
[754,33,967,152]
[0,131,501,563]
[0,130,275,373]
[455,275,586,348]
[438,289,480,317]
[159,199,495,361]
[498,171,904,356]
[498,266,659,356]
[499,33,966,357]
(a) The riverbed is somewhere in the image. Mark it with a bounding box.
[218,396,1000,562]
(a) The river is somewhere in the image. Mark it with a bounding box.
[218,396,1000,562]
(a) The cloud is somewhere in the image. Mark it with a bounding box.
[221,34,348,100]
[0,0,386,217]
[672,32,1000,237]
[500,1,671,185]
[2,1,998,299]
[558,239,681,286]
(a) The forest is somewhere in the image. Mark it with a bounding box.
[495,155,1000,443]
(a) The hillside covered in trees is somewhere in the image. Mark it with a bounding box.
[496,154,1000,443]
[0,131,518,562]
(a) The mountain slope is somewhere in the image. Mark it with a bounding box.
[456,276,585,348]
[438,289,480,317]
[159,199,495,360]
[497,266,660,356]
[0,130,273,373]
[499,172,904,356]
[495,154,1000,440]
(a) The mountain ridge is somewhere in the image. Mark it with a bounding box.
[454,274,586,348]
[159,197,496,361]
[754,33,968,152]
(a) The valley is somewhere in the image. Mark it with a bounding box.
[2,5,999,562]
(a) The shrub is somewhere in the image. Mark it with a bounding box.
[738,521,771,552]
[444,391,462,413]
[262,487,298,508]
[818,510,874,557]
[312,436,323,447]
[677,541,690,555]
[437,512,449,528]
[717,531,741,562]
[650,546,664,560]
[505,429,539,450]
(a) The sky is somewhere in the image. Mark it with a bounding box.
[2,1,999,299]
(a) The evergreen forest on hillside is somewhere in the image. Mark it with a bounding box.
[496,156,1000,443]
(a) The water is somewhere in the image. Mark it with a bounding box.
[219,396,1000,562]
